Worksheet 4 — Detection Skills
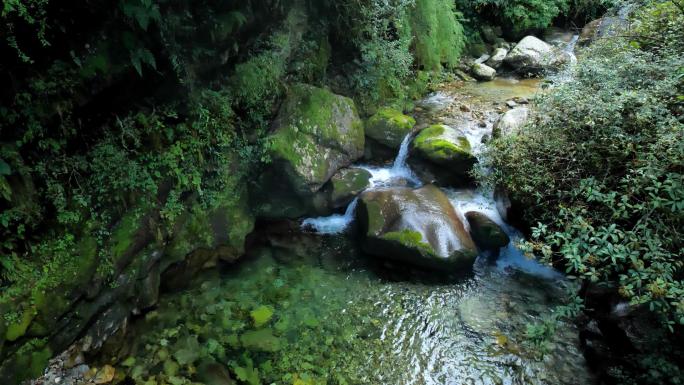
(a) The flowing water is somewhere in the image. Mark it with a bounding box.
[101,64,593,385]
[301,133,420,234]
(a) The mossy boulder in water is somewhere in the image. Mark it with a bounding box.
[324,167,372,209]
[465,212,510,253]
[267,84,364,196]
[412,124,478,176]
[356,185,477,271]
[365,108,416,149]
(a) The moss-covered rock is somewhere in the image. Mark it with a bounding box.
[413,125,477,171]
[365,108,416,149]
[465,212,510,254]
[166,186,254,266]
[267,84,365,196]
[324,168,372,209]
[356,185,477,271]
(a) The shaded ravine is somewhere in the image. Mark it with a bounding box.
[81,41,593,385]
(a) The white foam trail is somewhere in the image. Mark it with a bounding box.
[302,133,422,234]
[360,133,422,188]
[564,34,580,65]
[552,34,580,85]
[445,188,562,280]
[301,198,359,235]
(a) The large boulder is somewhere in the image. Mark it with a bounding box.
[492,107,530,138]
[267,84,365,196]
[412,124,478,174]
[486,48,508,69]
[465,212,510,254]
[356,185,477,270]
[471,62,496,81]
[504,36,566,72]
[366,108,416,149]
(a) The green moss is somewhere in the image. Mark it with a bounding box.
[267,84,364,194]
[2,339,52,384]
[382,230,437,258]
[366,108,416,148]
[166,203,214,263]
[413,125,475,166]
[328,168,372,207]
[409,0,465,70]
[4,308,35,342]
[250,306,274,328]
[364,201,386,236]
[110,211,142,264]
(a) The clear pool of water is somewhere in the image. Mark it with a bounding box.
[109,233,591,385]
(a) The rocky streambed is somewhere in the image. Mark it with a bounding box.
[27,34,592,385]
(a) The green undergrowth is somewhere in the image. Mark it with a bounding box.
[481,1,684,381]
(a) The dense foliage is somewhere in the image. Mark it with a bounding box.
[482,1,684,381]
[459,0,616,36]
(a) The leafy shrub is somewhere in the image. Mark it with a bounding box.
[459,0,616,35]
[482,7,684,328]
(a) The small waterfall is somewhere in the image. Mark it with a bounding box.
[391,133,413,175]
[445,189,562,279]
[564,34,580,65]
[363,133,421,188]
[302,133,421,234]
[551,34,580,85]
[301,198,359,234]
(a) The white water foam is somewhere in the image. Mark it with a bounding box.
[301,133,420,233]
[551,34,580,85]
[445,188,562,280]
[301,198,359,235]
[363,133,422,187]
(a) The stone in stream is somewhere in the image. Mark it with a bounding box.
[365,107,416,149]
[465,212,510,253]
[255,84,364,218]
[471,62,497,81]
[504,36,568,73]
[323,167,372,209]
[412,124,478,176]
[492,107,530,138]
[266,83,364,196]
[486,48,508,69]
[356,185,477,271]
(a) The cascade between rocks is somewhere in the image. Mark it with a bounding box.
[301,82,561,278]
[31,30,593,385]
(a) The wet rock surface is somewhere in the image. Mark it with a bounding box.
[465,211,510,253]
[356,184,477,270]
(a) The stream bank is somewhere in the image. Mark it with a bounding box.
[31,35,593,385]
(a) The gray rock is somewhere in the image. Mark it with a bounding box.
[471,63,496,81]
[475,54,491,64]
[324,167,372,209]
[493,107,530,138]
[504,36,566,72]
[267,84,365,196]
[486,48,508,69]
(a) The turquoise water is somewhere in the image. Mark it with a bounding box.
[108,233,591,385]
